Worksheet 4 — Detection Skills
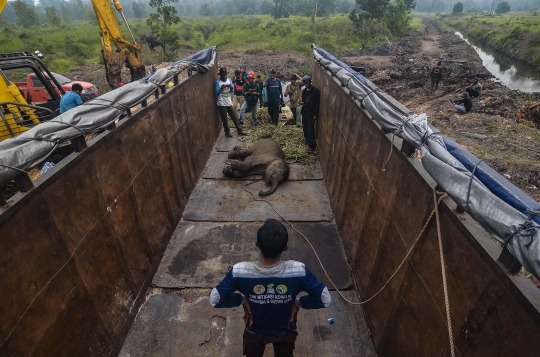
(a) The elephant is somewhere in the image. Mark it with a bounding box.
[140,33,163,51]
[223,139,289,196]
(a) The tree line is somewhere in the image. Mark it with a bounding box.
[416,0,538,13]
[0,0,358,26]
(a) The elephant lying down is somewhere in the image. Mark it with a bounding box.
[223,139,289,196]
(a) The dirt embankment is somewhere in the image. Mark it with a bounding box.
[343,19,540,202]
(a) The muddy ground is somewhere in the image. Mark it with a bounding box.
[343,19,540,202]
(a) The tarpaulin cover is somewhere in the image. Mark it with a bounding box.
[443,136,540,225]
[314,45,371,88]
[311,44,540,279]
[0,47,217,186]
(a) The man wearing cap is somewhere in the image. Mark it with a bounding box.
[233,69,248,112]
[465,77,482,98]
[59,83,84,114]
[284,73,303,127]
[215,67,245,137]
[453,92,473,113]
[430,61,442,92]
[240,71,262,126]
[263,69,283,125]
[300,75,320,151]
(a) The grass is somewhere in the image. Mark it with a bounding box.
[409,16,424,32]
[0,14,404,73]
[438,12,540,67]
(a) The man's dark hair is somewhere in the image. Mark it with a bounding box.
[72,83,83,92]
[257,219,288,259]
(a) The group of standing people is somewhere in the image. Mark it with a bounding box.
[429,61,483,114]
[215,65,320,151]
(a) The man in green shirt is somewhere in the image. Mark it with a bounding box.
[240,71,262,126]
[284,74,303,127]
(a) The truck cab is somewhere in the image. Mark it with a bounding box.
[17,73,98,104]
[0,52,64,141]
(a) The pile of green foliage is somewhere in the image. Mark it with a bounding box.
[240,108,318,168]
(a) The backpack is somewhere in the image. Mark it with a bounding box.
[234,78,246,93]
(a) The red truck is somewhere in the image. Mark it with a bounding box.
[16,72,98,103]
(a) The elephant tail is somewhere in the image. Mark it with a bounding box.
[259,179,279,197]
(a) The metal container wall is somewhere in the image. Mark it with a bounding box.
[0,68,221,356]
[313,63,540,356]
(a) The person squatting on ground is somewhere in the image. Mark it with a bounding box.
[465,77,482,98]
[300,76,320,151]
[264,69,284,125]
[430,61,442,92]
[59,83,83,114]
[233,69,249,112]
[284,74,303,127]
[215,67,245,137]
[210,219,331,357]
[454,92,473,113]
[240,71,262,126]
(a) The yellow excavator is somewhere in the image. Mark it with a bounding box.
[0,0,145,141]
[90,0,146,88]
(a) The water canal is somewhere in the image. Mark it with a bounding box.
[455,31,540,93]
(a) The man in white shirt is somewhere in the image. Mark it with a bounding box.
[215,67,245,137]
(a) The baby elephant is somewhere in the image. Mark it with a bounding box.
[223,139,289,196]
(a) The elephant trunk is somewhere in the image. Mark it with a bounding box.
[259,179,279,196]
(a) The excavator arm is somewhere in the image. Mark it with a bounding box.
[90,0,146,88]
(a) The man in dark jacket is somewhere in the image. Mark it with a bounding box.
[454,92,473,113]
[263,69,283,125]
[210,219,330,357]
[300,75,320,151]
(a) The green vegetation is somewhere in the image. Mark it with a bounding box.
[244,109,318,168]
[349,0,417,37]
[496,2,511,15]
[452,2,463,14]
[147,0,181,55]
[0,14,396,73]
[409,16,424,31]
[439,12,540,67]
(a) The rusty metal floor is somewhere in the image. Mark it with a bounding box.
[120,131,376,357]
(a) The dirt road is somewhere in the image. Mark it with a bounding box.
[342,19,540,202]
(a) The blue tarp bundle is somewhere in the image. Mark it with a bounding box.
[443,137,540,225]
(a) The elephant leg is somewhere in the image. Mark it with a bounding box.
[223,165,263,178]
[230,157,256,171]
[228,146,253,159]
[232,169,264,178]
